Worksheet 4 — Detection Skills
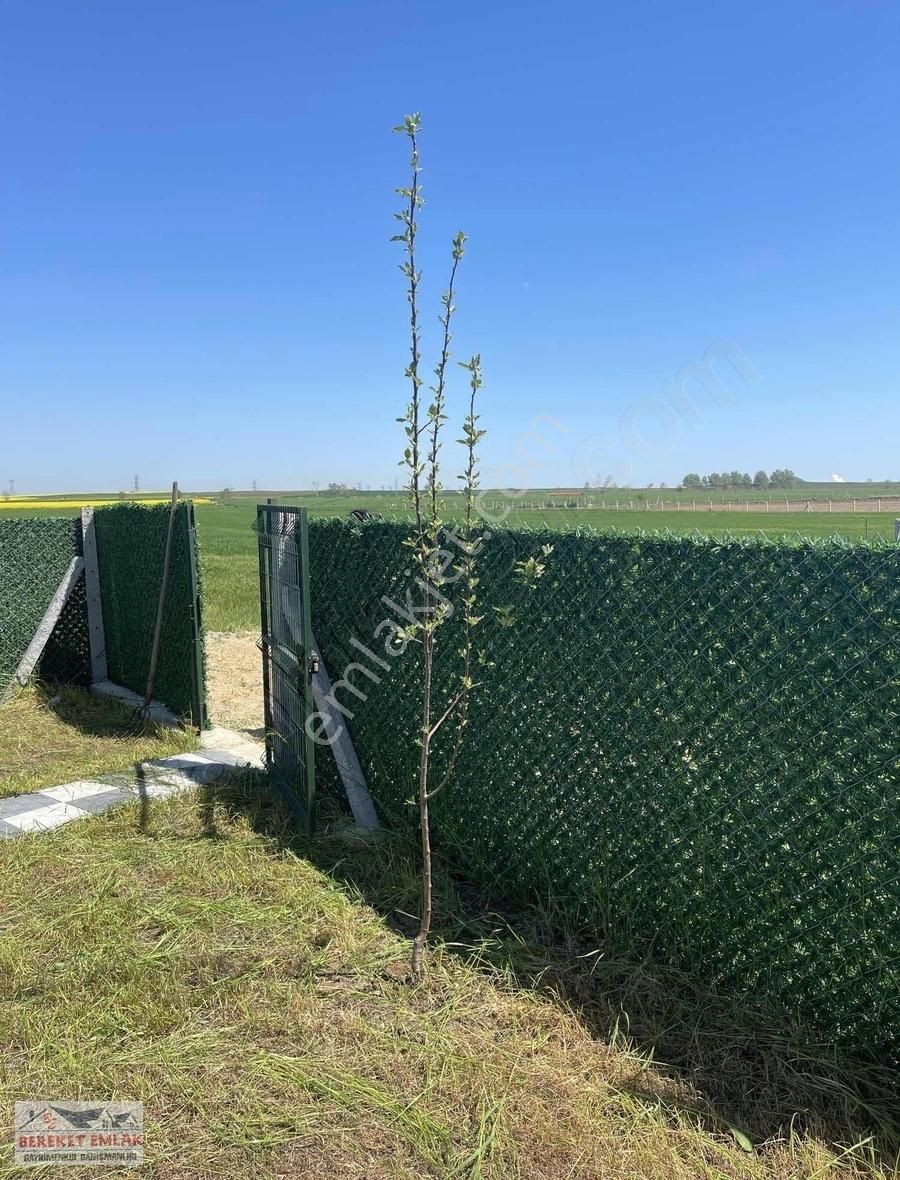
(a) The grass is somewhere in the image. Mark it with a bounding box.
[0,775,897,1178]
[201,552,260,632]
[0,684,197,800]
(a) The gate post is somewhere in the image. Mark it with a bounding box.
[256,504,275,773]
[185,501,208,729]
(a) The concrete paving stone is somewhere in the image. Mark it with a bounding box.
[68,788,133,814]
[3,802,93,832]
[0,793,59,819]
[0,728,264,841]
[39,781,115,804]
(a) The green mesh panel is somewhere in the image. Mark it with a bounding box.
[309,518,900,1049]
[0,516,86,694]
[94,503,205,722]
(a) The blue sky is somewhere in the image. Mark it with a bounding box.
[1,0,897,492]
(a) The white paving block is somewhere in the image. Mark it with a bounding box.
[159,753,216,766]
[40,781,115,804]
[134,772,199,797]
[3,802,90,832]
[0,735,259,841]
[201,727,264,768]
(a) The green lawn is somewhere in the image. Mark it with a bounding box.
[0,777,895,1178]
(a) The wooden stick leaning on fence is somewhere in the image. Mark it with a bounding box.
[141,481,179,715]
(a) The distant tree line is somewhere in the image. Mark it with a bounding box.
[681,469,799,491]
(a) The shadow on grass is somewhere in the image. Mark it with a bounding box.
[0,682,196,802]
[39,682,166,740]
[199,769,900,1165]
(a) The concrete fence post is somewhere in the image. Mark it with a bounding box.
[81,507,108,683]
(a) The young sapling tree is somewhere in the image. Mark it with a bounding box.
[392,112,485,979]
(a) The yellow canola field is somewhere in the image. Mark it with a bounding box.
[0,497,214,509]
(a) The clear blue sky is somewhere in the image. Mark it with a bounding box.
[2,0,897,493]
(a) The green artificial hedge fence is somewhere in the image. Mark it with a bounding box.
[94,503,206,724]
[309,518,900,1050]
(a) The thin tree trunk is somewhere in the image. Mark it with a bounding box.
[411,629,434,979]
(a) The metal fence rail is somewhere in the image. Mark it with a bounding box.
[308,519,900,1050]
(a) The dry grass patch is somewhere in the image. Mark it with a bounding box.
[0,777,897,1178]
[0,684,197,799]
[205,630,263,737]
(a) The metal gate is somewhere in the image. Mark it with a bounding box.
[256,504,316,831]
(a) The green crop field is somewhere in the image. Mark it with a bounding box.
[3,491,897,632]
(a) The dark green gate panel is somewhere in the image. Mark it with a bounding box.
[257,505,316,831]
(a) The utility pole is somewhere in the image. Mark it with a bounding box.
[252,479,258,494]
[133,474,140,494]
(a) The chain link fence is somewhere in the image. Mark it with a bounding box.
[0,516,90,693]
[38,569,93,687]
[0,506,206,722]
[309,518,900,1050]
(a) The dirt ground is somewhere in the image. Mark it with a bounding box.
[205,631,264,737]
